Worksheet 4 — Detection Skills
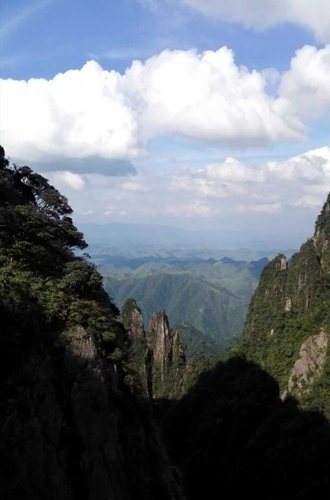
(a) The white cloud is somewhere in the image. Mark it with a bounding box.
[295,193,327,209]
[279,45,330,118]
[124,48,302,146]
[267,146,330,182]
[170,146,330,211]
[50,145,329,244]
[51,171,85,191]
[181,0,330,42]
[203,157,265,183]
[1,46,330,169]
[1,46,325,165]
[65,147,330,227]
[0,61,142,162]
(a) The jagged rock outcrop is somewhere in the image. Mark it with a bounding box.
[241,193,330,416]
[0,326,184,500]
[279,257,288,270]
[288,329,328,394]
[122,300,187,400]
[120,298,151,397]
[148,311,186,399]
[121,298,144,338]
[150,311,172,366]
[172,332,186,367]
[284,297,292,311]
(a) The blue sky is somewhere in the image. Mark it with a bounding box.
[1,0,330,246]
[0,0,320,78]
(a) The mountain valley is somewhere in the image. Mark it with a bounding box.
[1,147,330,500]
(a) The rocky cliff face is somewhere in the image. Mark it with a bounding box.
[148,311,186,399]
[121,298,145,338]
[241,193,330,416]
[120,298,151,397]
[150,311,173,366]
[0,326,183,500]
[122,300,187,400]
[287,328,328,395]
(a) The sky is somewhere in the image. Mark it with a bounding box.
[1,0,330,246]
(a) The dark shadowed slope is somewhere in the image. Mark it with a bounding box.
[158,356,330,500]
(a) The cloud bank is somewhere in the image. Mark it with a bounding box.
[46,147,330,227]
[2,45,330,170]
[181,146,330,213]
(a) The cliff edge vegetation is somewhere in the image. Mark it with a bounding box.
[0,146,183,500]
[241,193,330,417]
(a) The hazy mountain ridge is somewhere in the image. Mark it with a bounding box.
[78,221,304,250]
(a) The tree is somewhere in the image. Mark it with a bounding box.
[0,147,87,274]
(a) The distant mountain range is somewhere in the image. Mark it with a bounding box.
[96,251,271,346]
[86,235,297,352]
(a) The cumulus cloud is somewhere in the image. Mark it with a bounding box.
[51,171,85,191]
[0,61,142,162]
[181,0,330,42]
[2,45,330,179]
[279,45,330,118]
[56,146,329,229]
[168,146,330,213]
[123,48,302,146]
[203,157,265,183]
[267,147,330,184]
[4,46,329,168]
